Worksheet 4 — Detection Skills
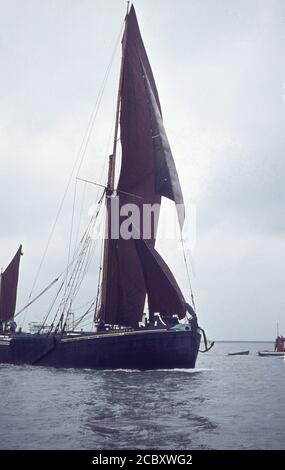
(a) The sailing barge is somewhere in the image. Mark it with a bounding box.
[0,6,211,369]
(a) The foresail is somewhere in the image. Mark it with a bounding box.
[134,238,186,320]
[0,245,22,323]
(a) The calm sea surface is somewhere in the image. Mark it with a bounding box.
[0,341,284,450]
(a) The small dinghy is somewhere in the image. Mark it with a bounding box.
[258,351,285,357]
[228,350,250,356]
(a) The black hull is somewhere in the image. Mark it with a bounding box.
[0,327,200,370]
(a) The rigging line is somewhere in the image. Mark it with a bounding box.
[66,243,93,307]
[74,181,87,252]
[68,219,101,305]
[27,20,125,303]
[76,316,96,331]
[70,228,99,301]
[61,299,74,332]
[54,192,105,316]
[56,193,105,325]
[78,319,95,330]
[49,292,66,334]
[60,226,96,319]
[74,18,125,182]
[18,242,82,327]
[76,177,143,199]
[94,228,105,323]
[64,178,78,300]
[71,298,97,312]
[73,301,96,330]
[67,60,114,265]
[74,189,105,250]
[38,280,65,333]
[24,221,92,323]
[76,191,104,256]
[15,277,59,318]
[78,236,100,293]
[62,234,101,328]
[77,178,106,189]
[78,191,105,248]
[74,102,117,250]
[60,245,89,315]
[62,299,95,332]
[180,236,197,312]
[72,105,116,316]
[50,257,84,330]
[74,128,110,249]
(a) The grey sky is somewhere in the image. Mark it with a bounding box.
[0,0,284,340]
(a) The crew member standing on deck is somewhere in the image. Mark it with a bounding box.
[185,302,198,330]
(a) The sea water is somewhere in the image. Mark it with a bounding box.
[0,341,284,450]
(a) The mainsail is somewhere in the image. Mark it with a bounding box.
[101,6,186,326]
[0,245,22,323]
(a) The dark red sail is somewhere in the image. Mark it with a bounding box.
[103,6,185,326]
[142,66,185,230]
[103,6,160,326]
[0,245,22,323]
[118,5,161,199]
[134,238,186,320]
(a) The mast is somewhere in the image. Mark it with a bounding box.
[100,8,129,322]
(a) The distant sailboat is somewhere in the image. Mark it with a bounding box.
[0,245,22,334]
[258,328,285,357]
[0,5,213,369]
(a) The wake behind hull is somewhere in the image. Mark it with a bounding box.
[0,327,201,370]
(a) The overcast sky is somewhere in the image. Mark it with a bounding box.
[0,0,284,340]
